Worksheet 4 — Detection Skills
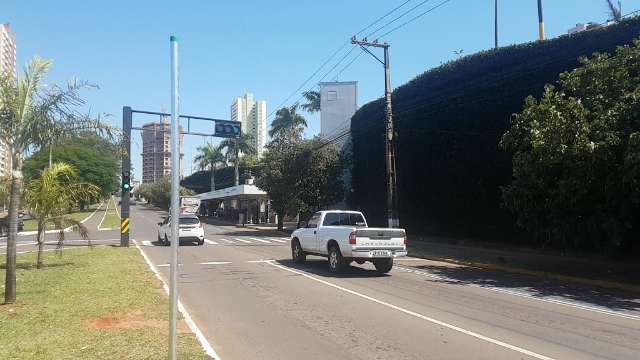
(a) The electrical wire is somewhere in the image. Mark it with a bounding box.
[376,0,452,40]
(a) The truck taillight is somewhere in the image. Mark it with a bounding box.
[349,231,357,244]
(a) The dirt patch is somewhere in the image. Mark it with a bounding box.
[86,311,190,333]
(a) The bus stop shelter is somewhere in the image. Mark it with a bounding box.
[197,183,271,225]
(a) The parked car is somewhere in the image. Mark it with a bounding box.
[157,214,205,245]
[290,210,407,274]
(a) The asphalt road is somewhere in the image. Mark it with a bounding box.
[4,204,640,359]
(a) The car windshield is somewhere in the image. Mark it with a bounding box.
[322,212,367,227]
[179,217,200,225]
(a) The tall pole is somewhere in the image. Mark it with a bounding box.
[120,106,132,247]
[168,35,180,360]
[351,37,399,228]
[494,0,499,49]
[537,0,545,40]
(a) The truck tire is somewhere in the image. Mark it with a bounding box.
[292,239,306,263]
[374,258,393,274]
[328,245,346,273]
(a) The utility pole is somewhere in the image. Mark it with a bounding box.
[495,0,499,49]
[537,0,545,40]
[351,37,399,228]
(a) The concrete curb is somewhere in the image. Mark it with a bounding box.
[410,252,640,294]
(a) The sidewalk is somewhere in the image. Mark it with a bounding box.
[408,237,640,293]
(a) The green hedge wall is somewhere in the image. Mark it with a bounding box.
[351,17,640,242]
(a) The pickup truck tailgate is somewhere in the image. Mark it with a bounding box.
[354,228,405,248]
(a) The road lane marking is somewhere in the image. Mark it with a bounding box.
[199,261,232,265]
[250,238,271,243]
[142,241,152,246]
[265,261,556,360]
[131,239,220,359]
[204,239,218,245]
[268,238,287,243]
[279,237,290,240]
[248,260,274,263]
[234,238,252,244]
[219,238,234,243]
[396,266,640,321]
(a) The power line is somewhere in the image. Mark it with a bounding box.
[354,0,414,36]
[366,0,435,39]
[376,0,452,40]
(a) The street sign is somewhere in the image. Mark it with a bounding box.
[180,196,201,214]
[214,120,242,138]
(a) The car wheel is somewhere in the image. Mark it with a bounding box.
[291,239,306,263]
[328,245,345,273]
[373,258,393,274]
[198,239,204,246]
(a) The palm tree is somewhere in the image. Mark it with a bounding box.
[220,133,256,186]
[268,105,308,138]
[0,57,111,303]
[300,90,320,113]
[606,0,622,22]
[23,162,100,269]
[194,143,226,191]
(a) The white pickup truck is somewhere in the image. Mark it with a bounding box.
[290,210,407,274]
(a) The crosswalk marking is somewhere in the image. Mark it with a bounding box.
[234,238,252,244]
[279,237,290,240]
[219,238,234,243]
[204,239,218,245]
[250,237,271,243]
[269,238,287,243]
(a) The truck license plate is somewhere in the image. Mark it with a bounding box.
[370,250,391,257]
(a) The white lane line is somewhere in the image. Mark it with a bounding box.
[199,261,232,265]
[265,261,556,360]
[279,237,290,240]
[204,239,218,245]
[142,240,152,247]
[268,238,287,243]
[156,264,170,267]
[219,238,234,244]
[396,266,640,322]
[234,238,252,244]
[132,239,220,359]
[250,237,271,243]
[248,260,274,263]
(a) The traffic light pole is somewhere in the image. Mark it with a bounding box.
[121,106,132,247]
[351,37,399,228]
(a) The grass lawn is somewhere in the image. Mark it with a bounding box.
[0,246,208,359]
[22,203,101,232]
[100,197,121,229]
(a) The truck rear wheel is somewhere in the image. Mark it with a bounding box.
[328,245,346,273]
[374,258,393,274]
[292,239,306,263]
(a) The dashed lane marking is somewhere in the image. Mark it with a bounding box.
[204,239,218,245]
[142,240,152,246]
[199,261,232,265]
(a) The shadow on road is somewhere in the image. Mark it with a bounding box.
[408,263,640,312]
[275,258,390,279]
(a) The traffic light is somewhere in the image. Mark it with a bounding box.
[215,120,242,138]
[122,171,131,192]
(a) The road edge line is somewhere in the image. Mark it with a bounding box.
[407,253,640,294]
[131,239,221,360]
[265,261,556,360]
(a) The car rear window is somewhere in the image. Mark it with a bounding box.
[179,217,200,225]
[322,213,366,227]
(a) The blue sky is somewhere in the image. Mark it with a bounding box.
[4,0,638,179]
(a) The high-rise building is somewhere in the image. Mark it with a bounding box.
[319,81,358,145]
[0,23,17,177]
[140,117,184,183]
[231,92,267,157]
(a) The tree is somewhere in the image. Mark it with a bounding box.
[23,133,120,196]
[0,175,9,211]
[500,39,640,252]
[23,162,100,268]
[193,143,225,191]
[137,178,194,209]
[0,57,111,304]
[268,105,308,138]
[606,0,622,22]
[301,90,320,113]
[220,133,256,186]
